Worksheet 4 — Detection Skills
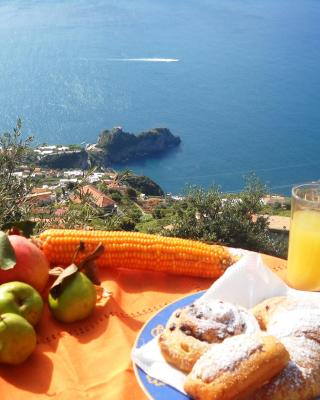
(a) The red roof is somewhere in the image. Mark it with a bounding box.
[31,187,53,194]
[82,185,116,208]
[54,208,67,216]
[25,192,52,204]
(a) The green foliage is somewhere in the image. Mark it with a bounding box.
[68,144,83,150]
[152,204,167,219]
[0,120,33,227]
[127,187,137,199]
[273,202,282,210]
[136,216,171,234]
[263,200,291,217]
[97,182,110,195]
[283,199,291,210]
[110,191,122,203]
[119,216,136,231]
[167,175,287,258]
[66,181,77,190]
[120,172,164,196]
[126,206,142,223]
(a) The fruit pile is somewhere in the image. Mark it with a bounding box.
[0,230,100,365]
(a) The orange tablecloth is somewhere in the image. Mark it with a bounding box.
[0,254,287,400]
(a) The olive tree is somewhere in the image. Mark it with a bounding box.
[0,120,34,227]
[167,175,287,258]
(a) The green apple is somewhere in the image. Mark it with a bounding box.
[48,271,96,323]
[0,281,44,326]
[0,313,37,365]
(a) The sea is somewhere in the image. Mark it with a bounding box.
[0,0,320,195]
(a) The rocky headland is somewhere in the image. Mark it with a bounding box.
[38,126,181,170]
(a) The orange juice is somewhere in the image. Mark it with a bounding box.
[287,209,320,291]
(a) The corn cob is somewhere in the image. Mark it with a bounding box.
[39,229,235,278]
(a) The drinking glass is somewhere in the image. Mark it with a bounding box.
[287,182,320,291]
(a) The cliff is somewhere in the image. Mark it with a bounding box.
[38,149,89,169]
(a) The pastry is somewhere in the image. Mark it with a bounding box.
[159,295,320,399]
[250,296,320,399]
[158,299,260,372]
[252,296,320,343]
[251,296,286,330]
[184,333,290,400]
[158,327,211,373]
[251,336,320,400]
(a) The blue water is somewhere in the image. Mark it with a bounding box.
[0,0,320,195]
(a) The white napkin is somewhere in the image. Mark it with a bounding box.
[131,253,320,394]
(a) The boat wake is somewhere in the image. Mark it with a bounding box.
[106,58,179,63]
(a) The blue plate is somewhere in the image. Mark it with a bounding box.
[133,291,205,400]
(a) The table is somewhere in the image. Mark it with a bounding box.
[0,254,287,400]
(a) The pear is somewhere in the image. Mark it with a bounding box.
[48,271,96,323]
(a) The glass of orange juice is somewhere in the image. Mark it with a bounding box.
[287,182,320,291]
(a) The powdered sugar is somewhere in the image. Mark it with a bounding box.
[267,306,320,340]
[254,336,320,397]
[259,360,311,395]
[281,336,320,368]
[191,334,263,383]
[187,299,260,341]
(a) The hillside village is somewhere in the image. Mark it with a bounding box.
[12,153,168,229]
[10,143,291,238]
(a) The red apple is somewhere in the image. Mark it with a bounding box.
[0,235,49,293]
